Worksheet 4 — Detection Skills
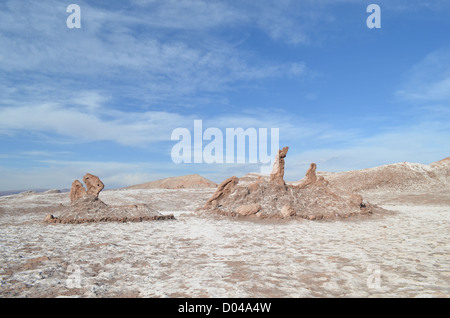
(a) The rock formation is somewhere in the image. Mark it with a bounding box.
[69,173,104,204]
[69,180,87,202]
[205,176,239,209]
[198,147,379,220]
[296,163,317,189]
[430,157,450,167]
[270,147,289,185]
[280,205,296,218]
[46,173,174,224]
[236,204,262,216]
[83,173,104,197]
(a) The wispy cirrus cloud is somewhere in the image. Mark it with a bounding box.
[285,119,450,180]
[0,0,308,109]
[396,49,450,103]
[0,101,192,146]
[0,92,342,148]
[2,115,448,190]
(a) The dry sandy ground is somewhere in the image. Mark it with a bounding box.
[0,188,449,298]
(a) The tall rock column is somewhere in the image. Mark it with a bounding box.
[270,147,289,185]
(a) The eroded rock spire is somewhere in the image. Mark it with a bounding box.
[270,147,289,185]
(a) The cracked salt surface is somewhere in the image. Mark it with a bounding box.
[0,189,449,298]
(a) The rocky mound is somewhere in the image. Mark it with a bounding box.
[45,174,174,224]
[198,147,377,220]
[125,174,217,190]
[316,157,450,193]
[431,157,450,173]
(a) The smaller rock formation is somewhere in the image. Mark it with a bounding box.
[270,147,289,185]
[296,163,318,189]
[205,176,239,209]
[83,173,104,197]
[44,214,56,222]
[47,173,174,224]
[280,205,296,218]
[69,173,104,204]
[69,180,87,203]
[236,204,262,216]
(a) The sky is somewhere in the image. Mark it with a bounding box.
[0,0,450,190]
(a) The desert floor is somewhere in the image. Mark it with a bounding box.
[0,188,449,298]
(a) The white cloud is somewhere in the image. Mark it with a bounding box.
[284,120,450,180]
[2,116,448,191]
[397,49,450,102]
[129,0,247,30]
[0,101,193,146]
[1,106,449,190]
[0,0,308,106]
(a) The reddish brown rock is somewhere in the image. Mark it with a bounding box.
[350,193,363,207]
[236,204,262,216]
[205,176,239,208]
[431,157,450,167]
[83,173,104,197]
[316,176,329,187]
[270,147,289,185]
[199,146,379,221]
[48,173,175,224]
[296,163,318,189]
[248,176,265,192]
[280,205,296,218]
[69,180,87,203]
[48,193,174,224]
[44,214,56,222]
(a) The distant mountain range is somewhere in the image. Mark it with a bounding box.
[0,189,69,197]
[124,174,217,190]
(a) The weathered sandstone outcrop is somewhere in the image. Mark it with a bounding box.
[46,173,174,224]
[205,176,239,209]
[270,147,289,185]
[296,163,317,189]
[69,180,87,202]
[83,173,104,197]
[198,147,378,220]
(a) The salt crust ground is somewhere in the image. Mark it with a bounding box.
[0,188,449,298]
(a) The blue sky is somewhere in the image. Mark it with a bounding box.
[0,0,450,190]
